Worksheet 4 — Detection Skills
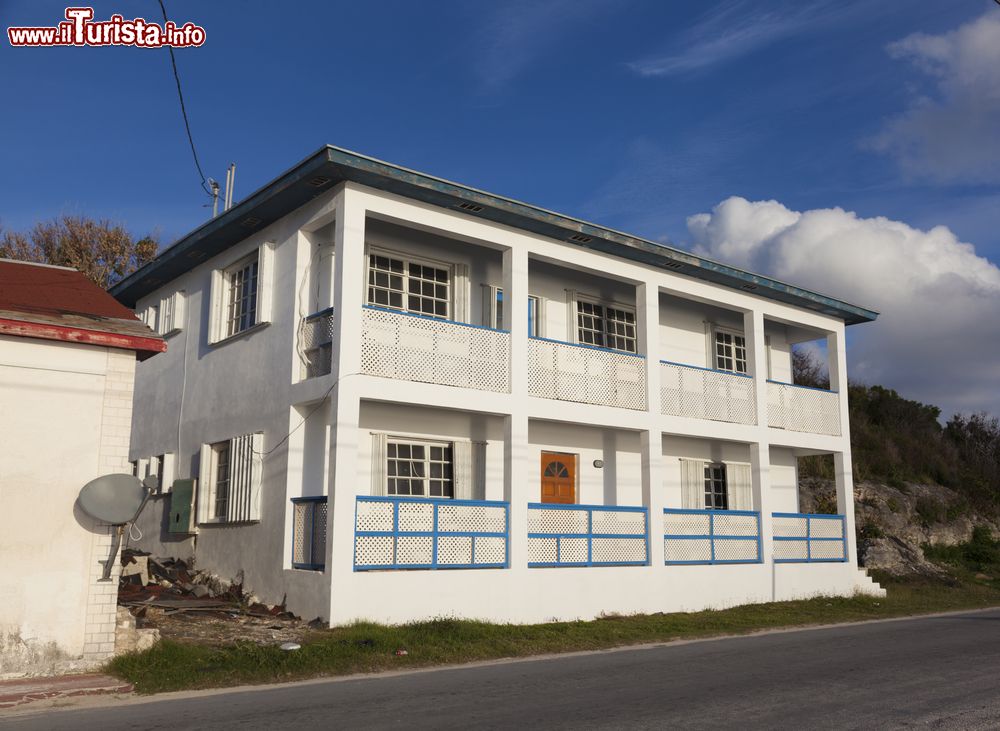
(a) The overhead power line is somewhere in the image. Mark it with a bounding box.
[157,0,211,198]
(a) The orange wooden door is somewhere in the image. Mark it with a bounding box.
[540,452,576,504]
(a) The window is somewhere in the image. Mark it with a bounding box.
[209,244,273,345]
[213,442,231,519]
[143,304,159,332]
[368,252,450,318]
[576,299,637,353]
[387,440,454,497]
[704,463,728,510]
[714,330,747,374]
[291,497,327,570]
[483,286,541,335]
[225,257,259,337]
[157,291,186,335]
[198,433,263,523]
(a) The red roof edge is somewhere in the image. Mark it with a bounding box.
[0,318,168,360]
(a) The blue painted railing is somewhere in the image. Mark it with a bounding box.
[354,496,509,571]
[663,508,762,565]
[527,503,649,567]
[291,496,327,571]
[772,512,847,563]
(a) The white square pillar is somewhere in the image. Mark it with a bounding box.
[503,246,529,397]
[743,309,768,428]
[828,327,858,563]
[750,440,774,567]
[326,188,367,624]
[637,282,665,566]
[504,412,530,572]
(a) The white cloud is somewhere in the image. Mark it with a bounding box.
[688,196,1000,418]
[870,11,1000,183]
[628,1,845,78]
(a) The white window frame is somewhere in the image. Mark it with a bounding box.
[157,291,186,336]
[385,438,455,499]
[704,462,728,510]
[197,433,263,524]
[574,294,637,353]
[366,247,453,320]
[713,326,748,374]
[208,243,274,345]
[482,285,542,335]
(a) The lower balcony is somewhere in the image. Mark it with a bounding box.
[527,503,649,567]
[772,512,847,562]
[353,496,510,570]
[767,381,841,436]
[361,306,511,392]
[660,361,757,425]
[663,508,762,565]
[528,337,646,410]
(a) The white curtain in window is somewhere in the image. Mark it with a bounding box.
[726,463,753,510]
[679,458,704,509]
[453,440,473,500]
[453,263,470,323]
[370,432,387,496]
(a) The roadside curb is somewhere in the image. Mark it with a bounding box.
[0,674,133,712]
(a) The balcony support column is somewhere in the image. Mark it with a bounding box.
[503,245,530,570]
[326,188,367,624]
[637,282,665,566]
[828,327,858,563]
[750,440,775,572]
[743,309,768,428]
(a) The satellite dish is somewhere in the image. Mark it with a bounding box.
[79,473,148,525]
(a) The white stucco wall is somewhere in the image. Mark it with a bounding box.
[125,182,870,625]
[0,337,135,676]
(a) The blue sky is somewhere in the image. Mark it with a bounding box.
[2,1,999,417]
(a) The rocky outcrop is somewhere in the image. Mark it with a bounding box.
[800,478,998,577]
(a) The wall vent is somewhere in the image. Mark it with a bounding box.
[664,261,683,270]
[456,201,484,213]
[569,233,593,243]
[241,216,262,228]
[307,176,332,188]
[742,283,759,291]
[185,250,207,260]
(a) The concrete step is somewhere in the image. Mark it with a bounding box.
[0,673,132,710]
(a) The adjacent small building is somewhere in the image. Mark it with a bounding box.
[0,259,164,677]
[113,145,883,627]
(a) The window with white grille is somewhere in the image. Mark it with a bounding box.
[208,243,274,345]
[714,330,747,374]
[198,433,263,523]
[704,463,728,510]
[387,440,454,498]
[226,257,258,337]
[367,252,450,318]
[576,299,636,353]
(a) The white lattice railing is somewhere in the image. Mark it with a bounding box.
[663,509,761,564]
[527,503,648,567]
[772,512,847,562]
[660,361,757,425]
[767,381,841,436]
[528,338,646,410]
[361,306,510,392]
[300,308,334,378]
[354,496,509,570]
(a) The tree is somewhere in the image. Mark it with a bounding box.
[0,215,158,289]
[791,347,830,389]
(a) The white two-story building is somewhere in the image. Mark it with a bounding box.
[112,145,883,625]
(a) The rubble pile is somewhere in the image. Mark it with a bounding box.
[118,550,316,646]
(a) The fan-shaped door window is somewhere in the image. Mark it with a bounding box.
[540,452,576,504]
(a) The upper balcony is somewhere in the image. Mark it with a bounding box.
[296,216,845,436]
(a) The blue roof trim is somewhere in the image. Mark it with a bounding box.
[110,145,879,325]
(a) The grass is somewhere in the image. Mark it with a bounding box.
[108,575,1000,694]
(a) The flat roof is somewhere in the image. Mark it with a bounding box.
[110,145,878,325]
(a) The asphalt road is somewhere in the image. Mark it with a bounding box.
[5,609,1000,730]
